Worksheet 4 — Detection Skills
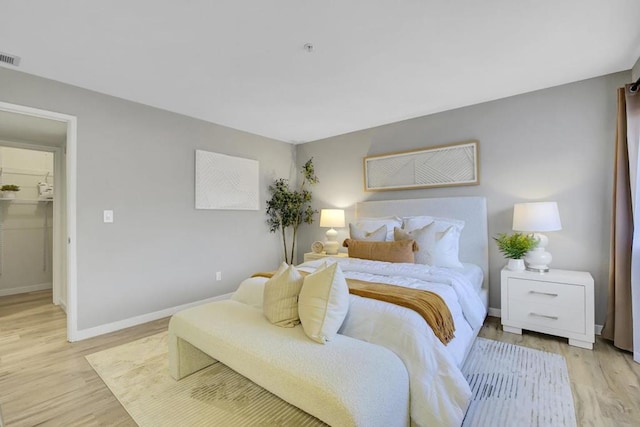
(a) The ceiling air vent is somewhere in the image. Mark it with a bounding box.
[0,52,21,66]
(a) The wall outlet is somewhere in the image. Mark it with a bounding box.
[103,210,114,223]
[216,271,222,281]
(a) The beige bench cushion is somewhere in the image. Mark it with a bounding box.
[169,300,409,427]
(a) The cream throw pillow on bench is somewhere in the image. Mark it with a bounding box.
[298,262,350,344]
[263,262,304,327]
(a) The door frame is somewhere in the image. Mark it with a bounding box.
[0,101,78,341]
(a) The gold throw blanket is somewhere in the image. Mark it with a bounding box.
[251,271,455,345]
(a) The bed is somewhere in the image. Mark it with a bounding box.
[171,196,489,427]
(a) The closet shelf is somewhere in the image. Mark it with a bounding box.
[0,198,53,203]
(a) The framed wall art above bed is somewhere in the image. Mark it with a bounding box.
[363,140,479,191]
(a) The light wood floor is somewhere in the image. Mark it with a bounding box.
[1,291,639,426]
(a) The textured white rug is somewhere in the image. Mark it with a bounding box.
[461,338,577,427]
[86,332,326,427]
[87,333,576,427]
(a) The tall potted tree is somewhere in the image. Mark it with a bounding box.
[266,159,319,264]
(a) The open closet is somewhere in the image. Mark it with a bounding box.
[0,147,54,297]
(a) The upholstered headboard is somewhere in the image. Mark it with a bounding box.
[355,196,489,295]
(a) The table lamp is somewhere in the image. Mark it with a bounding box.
[512,201,562,272]
[319,209,345,255]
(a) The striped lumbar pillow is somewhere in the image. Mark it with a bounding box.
[263,262,304,327]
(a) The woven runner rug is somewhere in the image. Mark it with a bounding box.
[87,333,576,427]
[461,337,577,427]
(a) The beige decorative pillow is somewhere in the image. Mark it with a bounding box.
[262,262,304,327]
[354,216,402,241]
[298,262,350,344]
[394,225,431,265]
[346,239,417,263]
[349,223,387,241]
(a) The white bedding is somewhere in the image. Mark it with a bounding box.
[232,258,487,427]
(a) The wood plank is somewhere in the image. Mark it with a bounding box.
[0,290,164,426]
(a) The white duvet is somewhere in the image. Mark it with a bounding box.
[232,258,487,427]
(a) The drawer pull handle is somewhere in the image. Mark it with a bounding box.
[529,290,558,297]
[530,312,559,320]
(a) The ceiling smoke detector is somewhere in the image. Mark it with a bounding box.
[303,43,314,53]
[0,52,21,66]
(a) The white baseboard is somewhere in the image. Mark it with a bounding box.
[0,282,52,297]
[488,307,501,318]
[72,292,234,342]
[57,299,67,313]
[487,307,604,336]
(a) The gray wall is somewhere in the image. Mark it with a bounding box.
[297,71,630,324]
[633,56,640,81]
[0,67,294,330]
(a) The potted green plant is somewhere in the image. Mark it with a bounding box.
[1,184,20,199]
[266,158,319,264]
[493,232,538,271]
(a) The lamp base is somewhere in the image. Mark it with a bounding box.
[524,245,552,273]
[324,240,339,255]
[324,228,339,255]
[526,266,550,273]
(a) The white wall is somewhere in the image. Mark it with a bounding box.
[0,67,295,331]
[296,71,630,324]
[0,146,54,296]
[633,56,640,81]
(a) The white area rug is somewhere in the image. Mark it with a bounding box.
[87,333,576,427]
[461,338,577,427]
[86,332,326,427]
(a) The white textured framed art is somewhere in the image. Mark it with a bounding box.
[195,150,259,210]
[363,140,479,191]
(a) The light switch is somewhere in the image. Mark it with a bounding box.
[103,210,114,223]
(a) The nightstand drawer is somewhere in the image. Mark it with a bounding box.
[507,278,584,308]
[508,299,585,334]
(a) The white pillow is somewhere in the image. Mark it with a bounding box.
[349,223,387,241]
[395,224,463,268]
[263,262,304,327]
[431,226,464,268]
[402,215,465,234]
[298,262,350,344]
[354,216,402,241]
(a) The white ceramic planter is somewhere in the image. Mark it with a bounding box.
[2,191,17,199]
[507,258,525,271]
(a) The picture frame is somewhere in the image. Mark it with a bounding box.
[363,140,479,191]
[195,150,259,210]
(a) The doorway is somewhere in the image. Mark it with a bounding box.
[0,146,56,301]
[0,101,77,341]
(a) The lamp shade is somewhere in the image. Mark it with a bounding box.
[512,202,562,232]
[319,209,345,228]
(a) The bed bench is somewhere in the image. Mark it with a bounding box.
[168,299,410,427]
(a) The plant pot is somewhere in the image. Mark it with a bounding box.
[507,258,525,272]
[2,191,16,199]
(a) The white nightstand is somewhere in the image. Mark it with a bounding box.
[303,252,349,262]
[501,267,595,349]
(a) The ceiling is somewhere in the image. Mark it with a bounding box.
[1,1,639,143]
